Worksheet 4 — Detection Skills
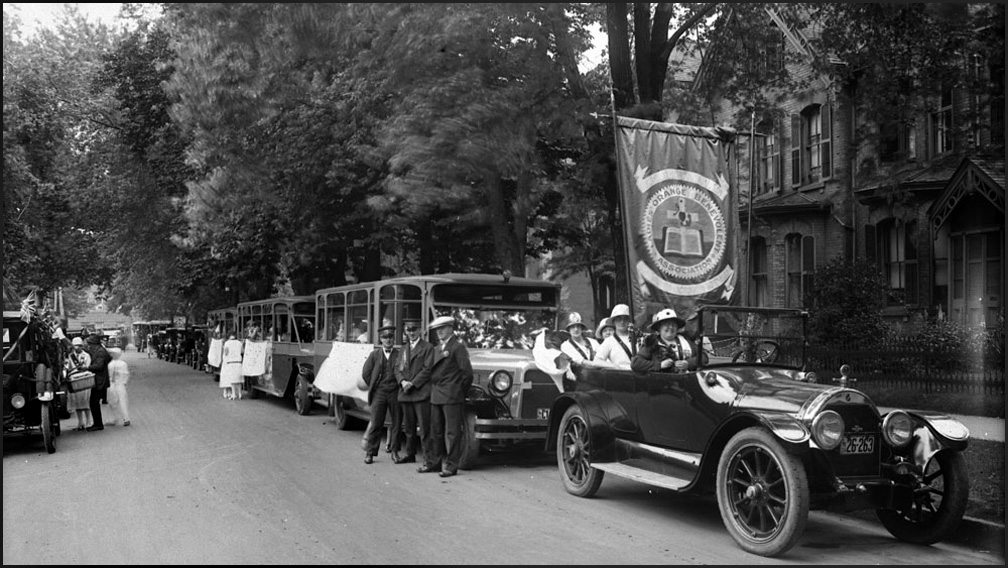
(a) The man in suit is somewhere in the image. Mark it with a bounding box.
[361,325,401,464]
[421,315,473,477]
[394,318,435,465]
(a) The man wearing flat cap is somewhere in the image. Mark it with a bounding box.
[394,318,435,465]
[361,324,401,464]
[421,315,473,477]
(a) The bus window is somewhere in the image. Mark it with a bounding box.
[325,292,346,342]
[274,304,290,342]
[347,288,371,344]
[379,284,423,342]
[293,315,314,344]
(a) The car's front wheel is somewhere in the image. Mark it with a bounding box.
[557,405,604,498]
[876,450,969,544]
[41,402,56,454]
[716,427,808,557]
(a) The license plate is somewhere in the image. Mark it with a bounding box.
[840,434,875,454]
[537,408,550,420]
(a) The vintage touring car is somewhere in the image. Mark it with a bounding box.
[546,306,970,557]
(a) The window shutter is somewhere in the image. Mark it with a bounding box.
[791,114,801,187]
[821,104,832,179]
[864,224,877,265]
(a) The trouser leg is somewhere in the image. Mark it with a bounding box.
[429,403,447,469]
[442,403,465,473]
[89,387,104,426]
[365,391,390,457]
[401,401,418,457]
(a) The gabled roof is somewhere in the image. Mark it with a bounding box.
[927,156,1005,232]
[854,155,961,205]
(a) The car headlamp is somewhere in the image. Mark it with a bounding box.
[811,410,844,450]
[11,393,26,409]
[882,410,914,448]
[489,371,512,397]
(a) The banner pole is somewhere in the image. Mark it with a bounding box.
[745,106,756,308]
[609,91,635,325]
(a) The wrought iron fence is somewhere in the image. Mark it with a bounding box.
[807,341,1005,396]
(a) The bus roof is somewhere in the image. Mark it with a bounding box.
[314,273,559,295]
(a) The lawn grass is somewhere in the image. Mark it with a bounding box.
[963,439,1005,524]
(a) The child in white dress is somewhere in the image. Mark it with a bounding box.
[106,348,131,426]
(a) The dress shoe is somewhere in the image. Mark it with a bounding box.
[438,469,457,478]
[364,454,374,464]
[86,425,104,432]
[394,454,416,464]
[384,444,392,454]
[416,464,438,473]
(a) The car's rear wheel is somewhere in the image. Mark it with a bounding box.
[41,402,56,454]
[557,405,604,498]
[458,411,480,470]
[876,450,969,544]
[716,427,808,557]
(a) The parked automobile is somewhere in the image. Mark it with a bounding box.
[546,305,970,557]
[3,311,67,454]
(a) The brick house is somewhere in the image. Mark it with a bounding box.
[690,6,1005,331]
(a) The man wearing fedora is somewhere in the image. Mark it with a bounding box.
[361,324,402,464]
[421,315,473,477]
[394,318,435,465]
[632,308,707,373]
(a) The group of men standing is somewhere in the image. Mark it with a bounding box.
[361,315,473,478]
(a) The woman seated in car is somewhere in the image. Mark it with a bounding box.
[631,308,707,373]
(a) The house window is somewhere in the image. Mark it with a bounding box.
[929,87,953,157]
[879,120,916,163]
[991,62,1005,146]
[791,104,832,187]
[755,120,781,195]
[785,234,814,308]
[749,237,768,307]
[877,219,918,305]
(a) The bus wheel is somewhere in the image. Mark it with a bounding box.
[334,396,352,430]
[295,374,311,416]
[458,411,480,470]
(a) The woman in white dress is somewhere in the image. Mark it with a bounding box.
[560,313,599,381]
[593,304,637,370]
[220,334,244,400]
[65,337,93,430]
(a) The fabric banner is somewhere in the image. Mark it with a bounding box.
[311,342,374,404]
[241,339,268,376]
[207,338,224,368]
[615,116,739,326]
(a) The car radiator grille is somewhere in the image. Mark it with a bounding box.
[517,370,562,420]
[827,404,881,479]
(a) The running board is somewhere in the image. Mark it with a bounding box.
[591,462,693,491]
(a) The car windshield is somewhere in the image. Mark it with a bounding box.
[435,307,557,350]
[699,307,807,368]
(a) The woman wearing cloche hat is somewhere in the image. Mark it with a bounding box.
[559,313,600,380]
[592,304,637,370]
[630,307,706,373]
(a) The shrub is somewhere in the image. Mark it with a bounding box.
[806,256,891,349]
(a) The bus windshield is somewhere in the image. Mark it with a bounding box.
[433,307,557,350]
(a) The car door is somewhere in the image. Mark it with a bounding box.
[636,369,690,447]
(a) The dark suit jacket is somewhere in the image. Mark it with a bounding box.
[362,346,401,405]
[429,335,473,405]
[395,339,435,402]
[85,338,111,389]
[631,333,702,373]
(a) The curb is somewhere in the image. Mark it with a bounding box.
[949,516,1005,554]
